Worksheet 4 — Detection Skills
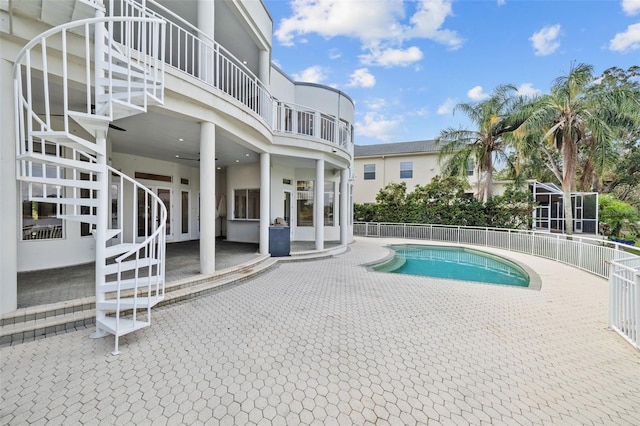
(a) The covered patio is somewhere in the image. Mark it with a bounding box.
[16,239,341,309]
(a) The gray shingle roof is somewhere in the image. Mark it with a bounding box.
[354,140,439,157]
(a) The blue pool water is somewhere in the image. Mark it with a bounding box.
[374,245,529,287]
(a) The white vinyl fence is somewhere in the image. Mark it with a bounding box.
[354,222,640,350]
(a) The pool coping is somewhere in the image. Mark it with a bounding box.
[363,242,542,291]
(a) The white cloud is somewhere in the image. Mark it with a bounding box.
[530,24,561,56]
[274,0,462,67]
[497,0,506,5]
[405,0,464,50]
[348,68,376,88]
[328,48,341,60]
[467,86,489,101]
[365,98,387,111]
[516,83,541,97]
[437,98,456,115]
[291,65,328,83]
[622,0,640,15]
[355,111,402,142]
[610,23,640,52]
[360,46,424,67]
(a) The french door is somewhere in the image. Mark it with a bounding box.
[137,186,172,241]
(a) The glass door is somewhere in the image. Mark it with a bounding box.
[137,186,172,241]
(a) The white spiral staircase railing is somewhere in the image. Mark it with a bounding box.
[14,15,166,354]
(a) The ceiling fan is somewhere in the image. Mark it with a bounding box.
[175,154,199,161]
[174,155,218,162]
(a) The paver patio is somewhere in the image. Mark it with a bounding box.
[1,237,639,425]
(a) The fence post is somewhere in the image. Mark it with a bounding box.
[377,222,380,238]
[556,234,560,261]
[457,226,460,244]
[485,228,488,246]
[403,223,406,239]
[608,265,615,329]
[531,232,535,255]
[508,230,511,251]
[578,240,583,270]
[635,272,640,348]
[633,267,640,349]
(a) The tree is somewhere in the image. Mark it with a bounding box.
[599,194,639,239]
[522,63,640,234]
[436,85,526,202]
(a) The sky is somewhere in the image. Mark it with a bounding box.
[264,0,640,146]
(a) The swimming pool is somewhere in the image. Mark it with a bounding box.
[373,245,530,287]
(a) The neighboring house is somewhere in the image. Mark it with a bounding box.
[0,0,355,324]
[354,140,481,204]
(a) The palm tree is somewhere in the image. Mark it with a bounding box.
[437,85,525,202]
[522,63,640,234]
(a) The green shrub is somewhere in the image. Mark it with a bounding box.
[354,178,536,229]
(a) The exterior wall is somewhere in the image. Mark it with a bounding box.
[1,0,354,313]
[354,154,442,204]
[226,164,261,243]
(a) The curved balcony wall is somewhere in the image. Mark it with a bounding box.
[271,66,355,153]
[107,0,354,153]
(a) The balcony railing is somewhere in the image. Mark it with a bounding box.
[108,0,351,148]
[274,101,351,147]
[354,222,640,350]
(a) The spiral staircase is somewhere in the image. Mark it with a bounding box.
[14,7,167,354]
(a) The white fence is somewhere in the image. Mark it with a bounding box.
[354,222,640,349]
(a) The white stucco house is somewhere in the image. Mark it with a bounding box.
[0,0,354,347]
[353,140,509,204]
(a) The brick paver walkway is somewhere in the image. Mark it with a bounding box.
[2,237,639,425]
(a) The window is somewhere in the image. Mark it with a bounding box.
[21,143,63,241]
[297,180,314,227]
[324,181,335,226]
[400,162,413,179]
[467,160,475,176]
[234,189,260,220]
[363,164,376,180]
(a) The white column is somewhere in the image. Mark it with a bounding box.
[340,168,349,246]
[200,122,216,274]
[259,152,270,255]
[258,50,270,84]
[91,9,109,338]
[197,0,215,81]
[315,159,324,250]
[197,0,215,39]
[0,59,18,315]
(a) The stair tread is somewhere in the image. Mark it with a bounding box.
[28,197,99,207]
[105,229,123,240]
[97,295,163,309]
[101,276,163,292]
[17,152,101,173]
[58,214,97,224]
[104,257,160,275]
[96,317,149,336]
[29,131,105,156]
[18,176,100,190]
[104,243,140,257]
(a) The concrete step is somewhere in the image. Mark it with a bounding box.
[0,254,277,347]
